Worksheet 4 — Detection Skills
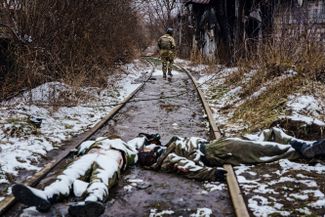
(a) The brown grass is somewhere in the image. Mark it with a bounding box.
[227,31,325,132]
[233,77,303,132]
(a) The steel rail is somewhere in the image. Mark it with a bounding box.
[0,60,155,216]
[178,64,250,217]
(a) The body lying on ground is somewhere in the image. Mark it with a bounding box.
[138,127,325,181]
[12,128,325,216]
[12,134,160,217]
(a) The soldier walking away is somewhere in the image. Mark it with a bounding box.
[158,28,176,78]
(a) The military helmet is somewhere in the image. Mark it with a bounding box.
[166,28,174,35]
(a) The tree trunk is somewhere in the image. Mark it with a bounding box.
[213,0,232,64]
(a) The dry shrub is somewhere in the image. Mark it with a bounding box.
[224,68,246,86]
[239,32,325,94]
[0,0,148,100]
[190,48,205,64]
[230,30,325,131]
[233,77,303,132]
[255,31,325,81]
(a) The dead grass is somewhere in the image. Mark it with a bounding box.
[224,68,246,86]
[226,32,325,132]
[232,77,303,132]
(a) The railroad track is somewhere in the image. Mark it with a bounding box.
[0,60,155,216]
[179,65,250,217]
[0,59,249,217]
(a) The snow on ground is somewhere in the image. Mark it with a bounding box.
[235,160,325,216]
[284,94,325,126]
[148,208,213,217]
[200,181,226,195]
[176,60,325,216]
[123,175,151,192]
[0,60,151,199]
[174,58,210,74]
[182,60,325,136]
[152,69,181,77]
[190,208,212,217]
[194,66,247,136]
[149,209,175,217]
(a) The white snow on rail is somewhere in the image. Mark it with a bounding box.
[0,60,151,198]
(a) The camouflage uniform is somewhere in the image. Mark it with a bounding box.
[151,137,218,181]
[150,128,316,180]
[12,136,154,216]
[158,33,176,76]
[32,137,137,203]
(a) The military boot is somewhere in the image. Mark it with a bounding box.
[168,71,173,77]
[163,72,167,78]
[12,184,51,212]
[215,168,227,182]
[291,139,325,158]
[68,201,105,217]
[302,139,325,158]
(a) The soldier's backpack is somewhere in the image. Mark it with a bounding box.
[159,35,172,50]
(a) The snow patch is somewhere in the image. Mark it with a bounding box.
[248,195,290,217]
[287,95,322,115]
[202,181,226,193]
[190,208,212,217]
[149,209,175,217]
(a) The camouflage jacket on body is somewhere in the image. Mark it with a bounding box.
[151,127,305,179]
[158,34,176,57]
[151,136,217,181]
[78,137,138,170]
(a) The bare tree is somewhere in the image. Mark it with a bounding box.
[0,0,148,99]
[133,0,181,40]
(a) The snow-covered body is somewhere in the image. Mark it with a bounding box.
[43,137,138,202]
[12,137,140,217]
[12,134,168,216]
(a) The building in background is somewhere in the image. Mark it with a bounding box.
[275,0,325,43]
[180,0,325,63]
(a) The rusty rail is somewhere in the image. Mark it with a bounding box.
[1,59,249,217]
[178,64,250,217]
[0,60,154,216]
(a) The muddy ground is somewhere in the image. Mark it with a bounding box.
[4,69,234,217]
